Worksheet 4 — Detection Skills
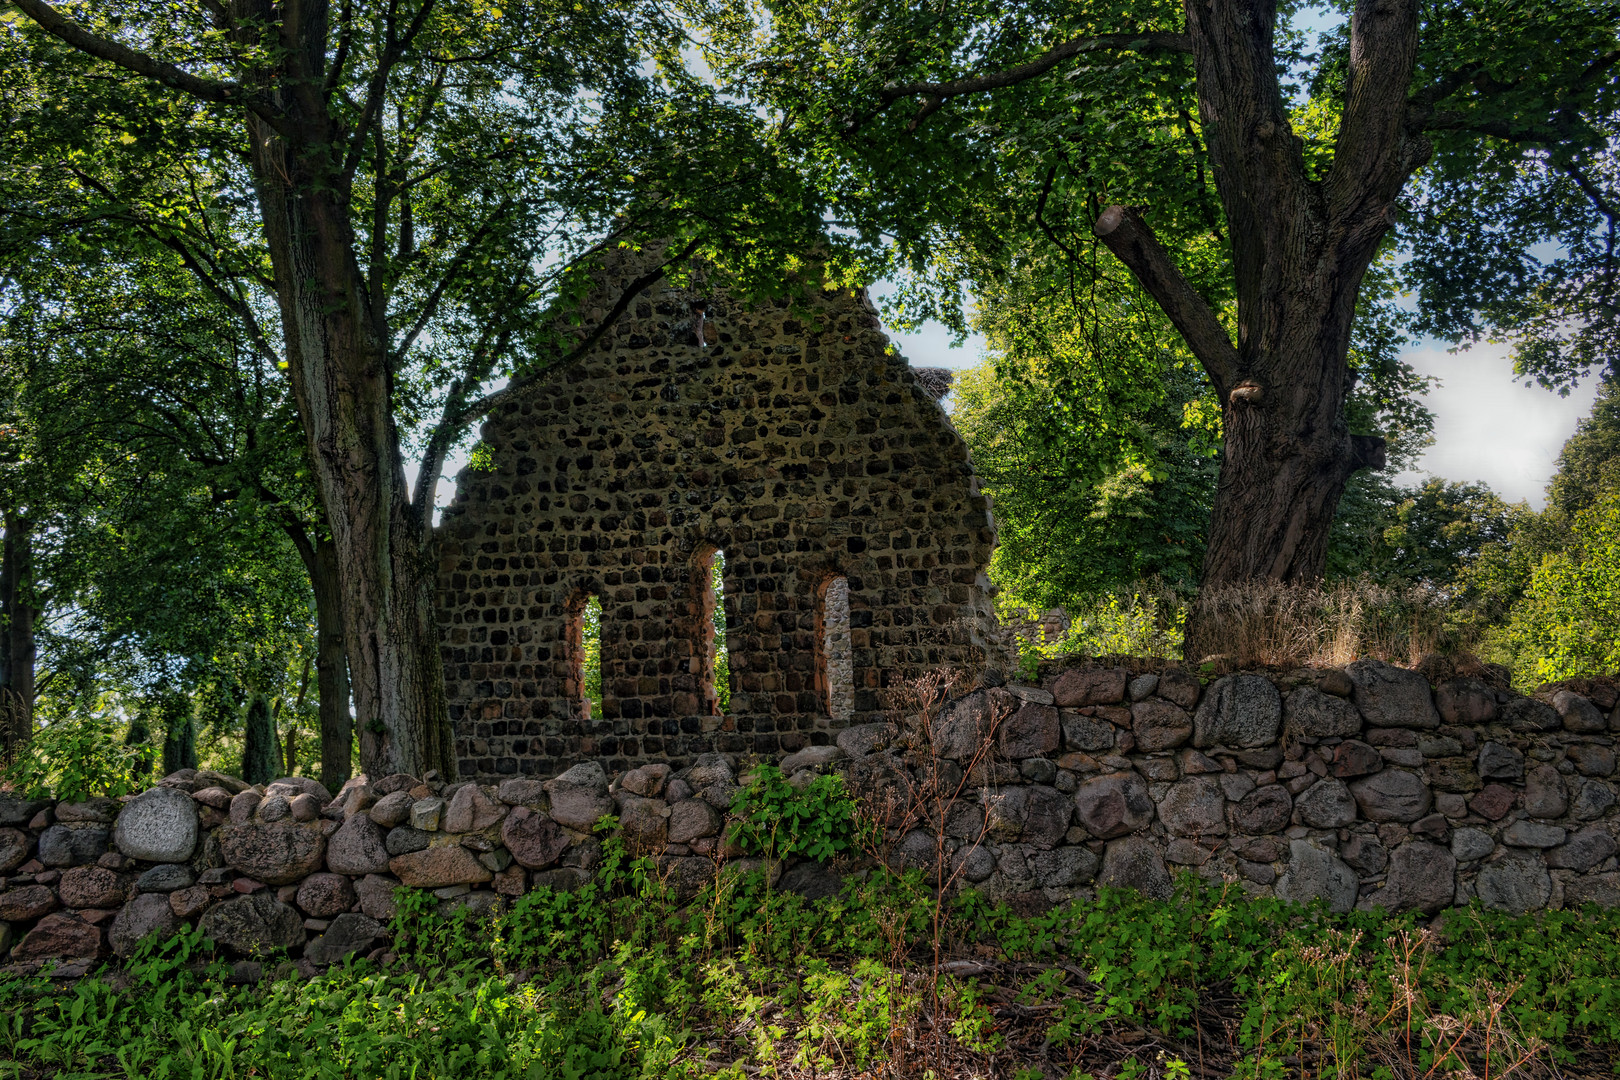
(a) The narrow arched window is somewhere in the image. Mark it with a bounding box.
[696,548,731,715]
[820,576,854,720]
[567,593,602,720]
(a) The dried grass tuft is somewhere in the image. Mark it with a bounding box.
[1189,578,1476,669]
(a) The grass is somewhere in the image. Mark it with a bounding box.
[2,846,1619,1080]
[1010,578,1478,671]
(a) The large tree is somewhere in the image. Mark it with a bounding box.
[699,0,1619,653]
[4,0,830,775]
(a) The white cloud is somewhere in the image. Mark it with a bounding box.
[1398,341,1597,508]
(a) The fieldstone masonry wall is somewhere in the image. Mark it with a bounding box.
[435,252,998,780]
[2,658,1616,972]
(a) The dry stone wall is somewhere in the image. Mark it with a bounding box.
[882,659,1620,914]
[2,659,1615,972]
[435,252,998,781]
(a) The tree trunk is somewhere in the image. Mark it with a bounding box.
[233,0,455,780]
[1100,0,1426,658]
[311,537,353,790]
[0,512,36,759]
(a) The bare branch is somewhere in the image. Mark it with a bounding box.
[1092,204,1238,392]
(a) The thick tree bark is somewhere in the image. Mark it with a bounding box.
[231,0,454,781]
[1094,0,1429,658]
[311,537,353,790]
[0,512,36,759]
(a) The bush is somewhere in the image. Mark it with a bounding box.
[726,763,862,862]
[1493,486,1620,684]
[1,711,144,801]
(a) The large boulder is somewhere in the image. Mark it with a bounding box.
[0,794,49,827]
[1061,711,1116,752]
[1476,742,1525,782]
[1349,770,1432,823]
[355,874,401,921]
[136,864,194,892]
[1275,840,1359,913]
[0,884,58,922]
[1502,696,1561,732]
[114,786,200,864]
[385,827,431,856]
[201,893,306,954]
[1158,776,1227,838]
[1293,779,1358,829]
[1434,678,1498,725]
[219,822,327,885]
[1098,837,1172,899]
[1193,675,1282,748]
[836,723,896,758]
[37,824,109,867]
[1553,691,1607,733]
[1524,765,1568,818]
[779,860,844,900]
[0,827,30,873]
[1476,852,1552,914]
[985,786,1071,849]
[1378,841,1455,913]
[325,813,391,875]
[296,873,358,919]
[11,913,102,962]
[1284,687,1363,738]
[388,842,494,888]
[542,762,615,831]
[443,785,507,833]
[1332,741,1383,778]
[501,808,570,868]
[1130,699,1193,752]
[1000,702,1061,759]
[304,913,383,966]
[935,689,1004,759]
[1546,827,1618,872]
[1030,846,1100,889]
[110,893,182,957]
[57,797,119,823]
[617,795,670,852]
[1347,660,1440,729]
[58,865,129,909]
[667,799,722,845]
[1230,785,1292,834]
[1052,667,1127,708]
[368,790,416,828]
[1574,779,1617,820]
[1566,872,1620,908]
[1074,771,1154,839]
[1450,828,1496,862]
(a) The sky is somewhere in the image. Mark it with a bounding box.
[880,315,1601,511]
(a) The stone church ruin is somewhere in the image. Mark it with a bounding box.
[435,253,999,780]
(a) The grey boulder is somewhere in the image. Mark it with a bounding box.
[1275,840,1359,913]
[1194,674,1282,748]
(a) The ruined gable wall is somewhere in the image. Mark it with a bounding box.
[434,261,998,779]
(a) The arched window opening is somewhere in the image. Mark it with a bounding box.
[582,596,603,719]
[819,576,854,721]
[567,593,603,720]
[697,548,731,714]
